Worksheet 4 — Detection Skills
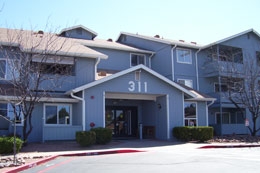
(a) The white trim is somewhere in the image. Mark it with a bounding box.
[171,45,177,81]
[176,48,192,64]
[43,103,72,126]
[166,94,170,139]
[0,95,79,103]
[103,92,105,128]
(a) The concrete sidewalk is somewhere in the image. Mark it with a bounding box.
[1,139,260,173]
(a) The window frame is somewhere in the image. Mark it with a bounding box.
[130,53,146,67]
[177,78,193,88]
[184,102,197,126]
[176,48,192,64]
[8,104,24,126]
[44,103,72,126]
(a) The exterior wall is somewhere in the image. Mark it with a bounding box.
[198,32,260,135]
[197,101,207,126]
[93,48,150,71]
[81,69,208,140]
[118,35,199,89]
[173,47,198,89]
[118,35,174,79]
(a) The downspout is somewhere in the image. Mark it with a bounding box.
[171,44,177,81]
[206,99,215,126]
[195,48,201,90]
[71,91,86,131]
[148,53,155,68]
[94,57,101,80]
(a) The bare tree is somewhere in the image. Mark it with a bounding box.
[0,27,73,142]
[206,46,260,136]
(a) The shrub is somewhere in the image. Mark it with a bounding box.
[91,127,112,144]
[75,131,96,147]
[173,126,213,142]
[0,137,24,154]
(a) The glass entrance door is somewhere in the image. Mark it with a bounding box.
[105,106,137,137]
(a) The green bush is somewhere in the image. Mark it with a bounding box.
[75,131,96,147]
[0,137,24,154]
[91,127,112,144]
[173,126,213,142]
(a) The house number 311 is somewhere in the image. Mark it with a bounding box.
[128,81,147,93]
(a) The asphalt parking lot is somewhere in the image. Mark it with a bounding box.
[18,140,260,173]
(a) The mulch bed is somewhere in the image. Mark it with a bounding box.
[208,135,260,143]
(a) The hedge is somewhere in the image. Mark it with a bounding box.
[91,127,112,144]
[173,126,213,142]
[75,131,96,147]
[0,137,24,154]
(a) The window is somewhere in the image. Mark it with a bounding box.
[178,79,193,88]
[0,59,6,79]
[184,102,197,126]
[215,111,244,124]
[0,103,8,117]
[0,103,23,125]
[177,48,192,64]
[45,104,71,125]
[131,53,145,66]
[8,104,23,125]
[32,62,75,75]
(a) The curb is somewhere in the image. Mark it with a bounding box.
[199,144,260,149]
[6,149,144,173]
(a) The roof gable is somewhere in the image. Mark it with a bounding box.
[201,29,260,49]
[59,25,98,40]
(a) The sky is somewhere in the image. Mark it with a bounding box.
[0,0,259,45]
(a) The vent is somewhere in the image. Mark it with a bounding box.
[179,40,185,42]
[191,41,197,45]
[154,35,160,38]
[107,38,113,42]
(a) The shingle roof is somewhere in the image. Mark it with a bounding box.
[117,32,202,49]
[76,38,155,54]
[201,28,260,49]
[0,28,108,59]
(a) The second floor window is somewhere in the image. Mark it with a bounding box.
[177,48,192,64]
[131,53,145,66]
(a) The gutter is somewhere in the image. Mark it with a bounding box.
[148,52,155,68]
[71,91,86,131]
[195,48,201,90]
[95,57,101,80]
[206,99,215,126]
[171,44,177,81]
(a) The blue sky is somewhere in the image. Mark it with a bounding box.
[0,0,259,45]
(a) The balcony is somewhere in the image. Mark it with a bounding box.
[203,60,244,77]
